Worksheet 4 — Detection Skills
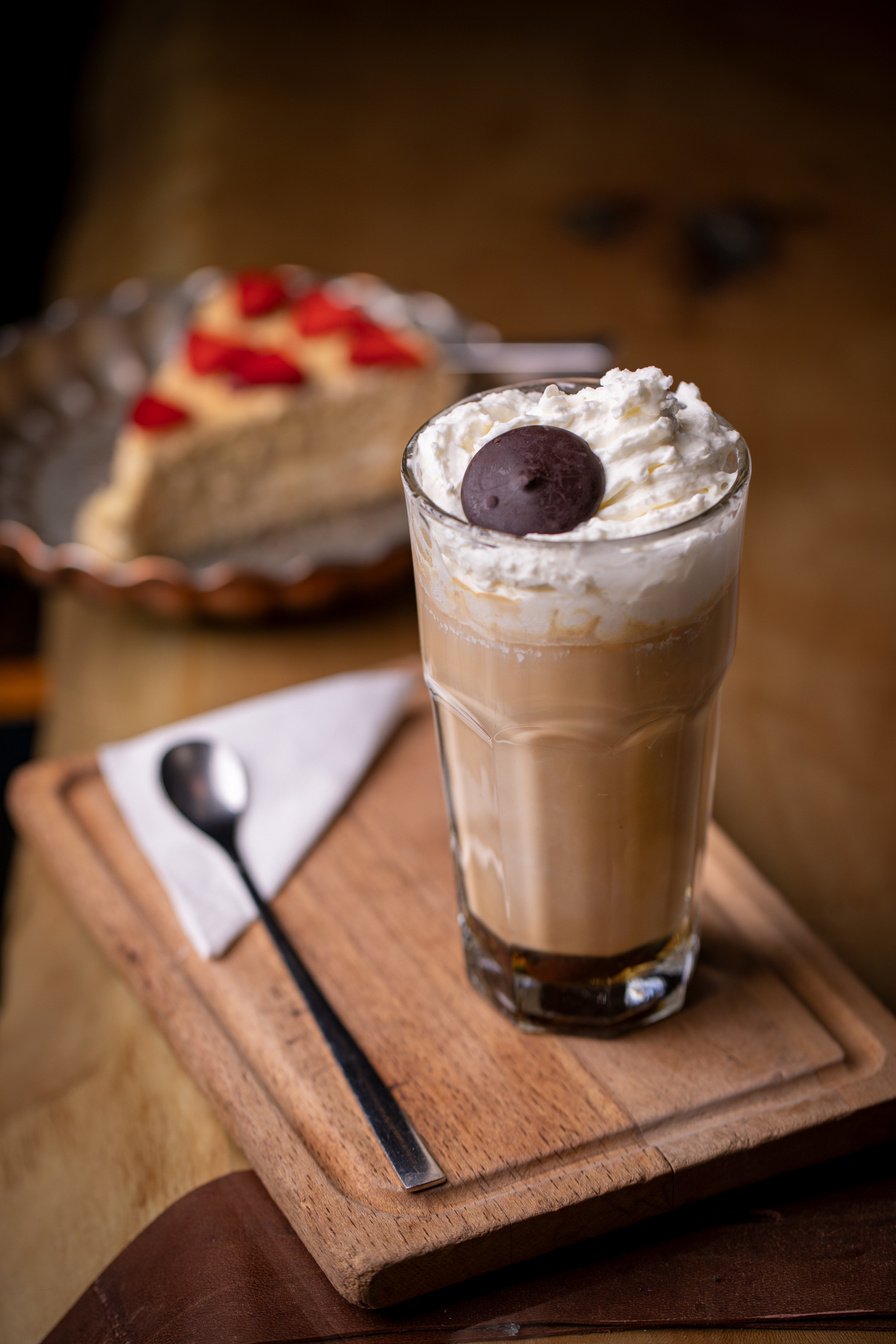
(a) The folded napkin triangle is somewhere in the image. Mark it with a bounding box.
[99,668,414,958]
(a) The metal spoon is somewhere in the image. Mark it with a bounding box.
[159,739,446,1193]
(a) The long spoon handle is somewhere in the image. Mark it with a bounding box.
[231,851,446,1193]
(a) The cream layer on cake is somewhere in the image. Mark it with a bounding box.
[78,271,461,561]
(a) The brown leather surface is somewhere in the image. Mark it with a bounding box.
[43,1145,895,1342]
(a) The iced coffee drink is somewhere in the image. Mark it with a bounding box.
[402,371,750,1033]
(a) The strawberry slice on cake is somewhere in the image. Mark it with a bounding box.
[76,268,460,561]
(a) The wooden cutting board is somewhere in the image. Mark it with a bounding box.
[9,680,896,1309]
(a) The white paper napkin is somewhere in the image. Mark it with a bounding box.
[99,668,414,958]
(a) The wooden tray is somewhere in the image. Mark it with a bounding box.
[9,682,896,1308]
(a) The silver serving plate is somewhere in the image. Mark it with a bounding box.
[0,269,609,619]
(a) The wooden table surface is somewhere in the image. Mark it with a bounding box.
[2,2,894,1340]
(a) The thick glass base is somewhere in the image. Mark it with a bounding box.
[460,908,698,1037]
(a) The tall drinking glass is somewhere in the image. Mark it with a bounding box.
[402,380,750,1034]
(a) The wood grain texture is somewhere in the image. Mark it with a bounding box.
[2,1,894,1338]
[9,684,895,1307]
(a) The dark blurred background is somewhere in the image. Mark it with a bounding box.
[5,0,894,318]
[2,7,896,1336]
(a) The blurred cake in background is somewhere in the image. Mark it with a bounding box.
[76,268,461,562]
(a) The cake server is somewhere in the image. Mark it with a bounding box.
[159,738,447,1193]
[443,339,612,377]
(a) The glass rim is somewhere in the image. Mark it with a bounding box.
[402,378,751,549]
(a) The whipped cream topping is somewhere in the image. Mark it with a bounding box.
[413,368,742,540]
[405,369,750,642]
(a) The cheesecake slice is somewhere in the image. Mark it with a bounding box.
[76,268,461,561]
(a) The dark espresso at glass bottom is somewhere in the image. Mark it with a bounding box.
[403,374,750,1034]
[460,907,695,1033]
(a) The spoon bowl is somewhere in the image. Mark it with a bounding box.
[161,740,248,842]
